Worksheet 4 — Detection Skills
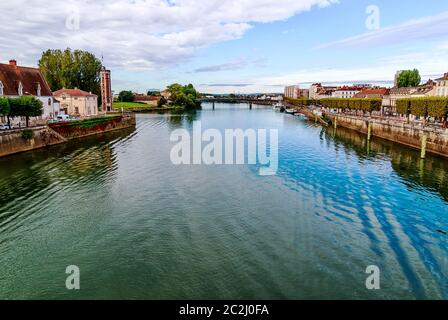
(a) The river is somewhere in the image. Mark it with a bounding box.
[0,103,447,299]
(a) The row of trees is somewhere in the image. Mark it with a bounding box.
[0,97,43,127]
[396,97,448,119]
[287,97,382,113]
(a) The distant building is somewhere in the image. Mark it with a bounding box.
[354,88,390,99]
[134,94,160,106]
[332,86,363,99]
[53,88,98,117]
[388,80,436,111]
[435,73,448,97]
[308,83,338,99]
[100,66,112,112]
[0,59,59,124]
[161,90,172,100]
[284,85,300,99]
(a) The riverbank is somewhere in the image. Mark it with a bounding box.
[0,113,136,158]
[290,105,448,159]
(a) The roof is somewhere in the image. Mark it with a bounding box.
[53,88,97,97]
[0,61,52,96]
[334,86,363,92]
[354,88,390,98]
[436,73,448,81]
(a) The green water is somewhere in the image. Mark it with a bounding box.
[0,103,447,299]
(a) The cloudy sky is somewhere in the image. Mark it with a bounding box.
[1,0,448,93]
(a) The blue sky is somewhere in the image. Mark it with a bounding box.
[1,0,448,94]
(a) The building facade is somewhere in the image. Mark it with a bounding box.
[388,80,436,111]
[435,73,448,97]
[0,60,59,125]
[284,85,300,99]
[53,88,98,117]
[100,66,113,112]
[332,86,363,99]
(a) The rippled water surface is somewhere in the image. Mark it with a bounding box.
[0,103,447,299]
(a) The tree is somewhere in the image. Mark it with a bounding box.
[166,83,201,110]
[0,97,10,117]
[118,91,135,102]
[38,48,102,97]
[157,96,167,108]
[397,69,421,88]
[9,96,43,127]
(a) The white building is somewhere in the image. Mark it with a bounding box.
[332,86,362,99]
[435,73,448,97]
[53,88,99,117]
[0,59,60,125]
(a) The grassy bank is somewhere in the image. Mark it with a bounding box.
[113,102,149,109]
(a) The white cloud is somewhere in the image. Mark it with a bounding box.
[255,46,448,89]
[317,11,448,49]
[0,0,338,70]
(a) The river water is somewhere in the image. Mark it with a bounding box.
[0,103,447,299]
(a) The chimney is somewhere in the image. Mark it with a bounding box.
[9,60,17,67]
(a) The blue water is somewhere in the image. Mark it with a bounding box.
[0,103,447,299]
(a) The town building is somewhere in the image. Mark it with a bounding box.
[134,94,160,106]
[53,88,98,117]
[0,60,59,124]
[284,86,308,99]
[388,80,436,111]
[161,90,172,100]
[100,66,113,112]
[354,88,390,99]
[435,73,448,97]
[331,86,363,99]
[308,83,338,99]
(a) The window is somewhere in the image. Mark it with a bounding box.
[48,98,51,106]
[0,81,3,96]
[18,82,23,96]
[37,84,41,96]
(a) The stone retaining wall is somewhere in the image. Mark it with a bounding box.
[328,113,448,158]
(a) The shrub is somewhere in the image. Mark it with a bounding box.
[426,98,448,118]
[396,99,411,115]
[410,98,428,117]
[21,129,34,140]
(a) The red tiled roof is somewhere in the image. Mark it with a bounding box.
[53,88,97,97]
[354,88,390,98]
[0,61,52,96]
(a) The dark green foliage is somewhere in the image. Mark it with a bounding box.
[8,96,43,127]
[166,83,201,110]
[21,129,34,140]
[118,91,135,102]
[0,97,10,116]
[38,48,102,96]
[397,69,421,88]
[157,96,167,108]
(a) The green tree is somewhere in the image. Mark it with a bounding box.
[166,83,201,110]
[38,48,102,96]
[0,97,10,117]
[118,91,135,102]
[157,96,167,108]
[397,69,421,88]
[9,96,43,127]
